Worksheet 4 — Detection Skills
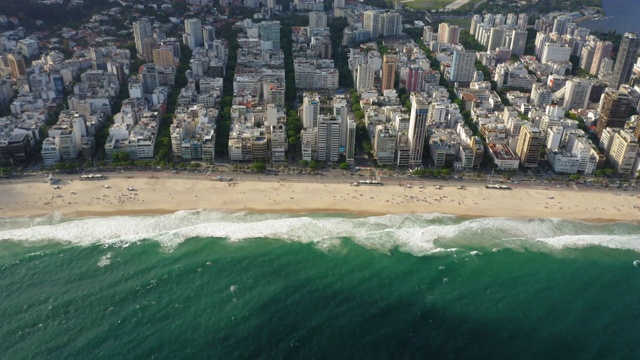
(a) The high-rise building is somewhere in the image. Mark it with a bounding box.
[301,92,320,129]
[590,40,613,76]
[610,32,639,89]
[449,46,476,83]
[399,64,425,92]
[184,19,203,50]
[332,95,349,148]
[470,15,482,36]
[202,25,216,45]
[541,43,571,63]
[346,118,356,164]
[334,0,345,8]
[563,79,592,110]
[510,30,528,56]
[589,82,608,103]
[7,54,26,79]
[0,77,14,108]
[133,20,152,56]
[152,47,176,67]
[142,36,158,62]
[422,26,434,45]
[259,21,281,50]
[356,64,374,93]
[317,115,341,162]
[530,83,552,107]
[379,12,402,37]
[437,23,459,44]
[596,88,632,137]
[516,123,543,167]
[408,93,429,166]
[580,45,595,72]
[308,11,327,29]
[517,13,529,31]
[319,36,332,59]
[381,55,397,91]
[608,130,638,175]
[374,125,397,165]
[552,15,571,36]
[487,27,506,52]
[598,57,615,79]
[363,10,381,38]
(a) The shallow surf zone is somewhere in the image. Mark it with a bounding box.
[0,210,639,255]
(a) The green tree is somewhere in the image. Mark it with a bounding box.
[339,162,350,170]
[298,160,309,167]
[309,160,318,170]
[251,162,266,172]
[440,168,454,177]
[112,152,130,163]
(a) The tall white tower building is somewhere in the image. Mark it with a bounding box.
[408,93,429,166]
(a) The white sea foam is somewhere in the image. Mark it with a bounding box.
[97,252,113,267]
[0,211,639,255]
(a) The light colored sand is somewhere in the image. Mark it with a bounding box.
[1,176,639,222]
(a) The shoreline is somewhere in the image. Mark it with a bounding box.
[1,175,639,223]
[47,205,639,225]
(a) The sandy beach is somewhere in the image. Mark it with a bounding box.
[1,174,639,222]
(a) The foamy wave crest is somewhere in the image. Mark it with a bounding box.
[0,211,639,255]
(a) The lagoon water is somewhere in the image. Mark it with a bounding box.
[583,0,640,34]
[1,211,640,358]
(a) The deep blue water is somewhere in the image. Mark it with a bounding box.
[583,0,640,34]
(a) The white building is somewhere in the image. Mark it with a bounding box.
[608,130,639,175]
[41,137,60,166]
[184,18,203,50]
[541,43,571,63]
[449,46,476,83]
[301,92,320,129]
[547,150,581,174]
[563,79,592,110]
[356,64,375,93]
[488,143,520,171]
[18,39,39,58]
[363,10,381,38]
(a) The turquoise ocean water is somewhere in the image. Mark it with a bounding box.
[1,211,640,359]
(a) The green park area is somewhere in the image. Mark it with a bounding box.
[439,17,471,29]
[401,0,457,10]
[402,0,483,12]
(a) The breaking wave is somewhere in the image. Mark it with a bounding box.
[0,210,639,255]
